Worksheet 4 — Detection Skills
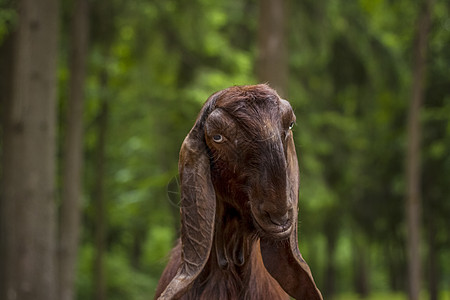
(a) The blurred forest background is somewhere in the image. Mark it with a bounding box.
[0,0,449,300]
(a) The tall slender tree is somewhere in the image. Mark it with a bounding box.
[93,76,109,300]
[0,0,59,299]
[0,23,14,300]
[58,0,90,299]
[257,0,288,97]
[405,0,433,299]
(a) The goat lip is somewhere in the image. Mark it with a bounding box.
[267,225,292,240]
[253,218,292,240]
[250,205,293,240]
[260,227,292,241]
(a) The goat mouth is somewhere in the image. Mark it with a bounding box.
[251,212,292,240]
[266,226,292,240]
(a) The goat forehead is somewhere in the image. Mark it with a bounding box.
[260,118,280,140]
[218,101,281,136]
[251,113,282,140]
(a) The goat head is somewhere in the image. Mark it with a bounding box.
[157,84,322,300]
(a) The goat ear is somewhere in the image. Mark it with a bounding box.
[260,134,323,300]
[157,93,221,300]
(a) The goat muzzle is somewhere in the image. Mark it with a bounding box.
[251,204,294,240]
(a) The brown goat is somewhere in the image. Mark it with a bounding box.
[155,84,322,300]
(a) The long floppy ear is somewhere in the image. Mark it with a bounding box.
[157,92,222,300]
[260,133,323,300]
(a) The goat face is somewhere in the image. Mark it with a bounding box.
[204,90,296,240]
[157,84,322,300]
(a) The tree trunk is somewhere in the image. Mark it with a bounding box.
[93,78,109,300]
[257,0,288,97]
[323,230,337,300]
[353,239,369,298]
[0,0,59,299]
[58,1,90,300]
[0,24,14,300]
[387,240,405,292]
[405,1,433,299]
[427,219,438,300]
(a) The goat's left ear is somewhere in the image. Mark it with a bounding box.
[157,91,222,300]
[260,133,323,300]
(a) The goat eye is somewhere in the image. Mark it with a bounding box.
[212,134,223,143]
[288,121,295,130]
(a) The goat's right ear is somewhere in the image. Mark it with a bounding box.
[157,92,221,300]
[260,131,323,300]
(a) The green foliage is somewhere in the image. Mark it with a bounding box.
[288,0,450,296]
[76,245,154,300]
[2,0,447,299]
[335,291,450,300]
[69,1,259,299]
[76,0,449,297]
